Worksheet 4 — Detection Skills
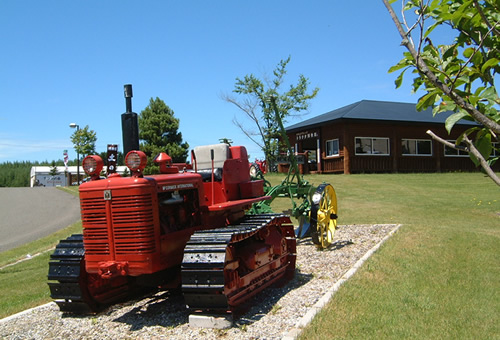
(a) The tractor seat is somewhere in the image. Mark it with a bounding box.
[192,143,230,182]
[195,168,223,182]
[192,143,230,169]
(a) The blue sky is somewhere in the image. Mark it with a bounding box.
[1,1,434,163]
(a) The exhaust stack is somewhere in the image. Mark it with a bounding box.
[121,84,139,155]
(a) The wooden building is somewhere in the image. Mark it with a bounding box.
[284,100,498,174]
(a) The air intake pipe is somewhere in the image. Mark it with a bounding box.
[121,84,139,155]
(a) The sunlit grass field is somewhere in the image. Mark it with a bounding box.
[0,174,498,340]
[291,172,499,340]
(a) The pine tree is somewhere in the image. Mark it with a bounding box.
[138,97,189,173]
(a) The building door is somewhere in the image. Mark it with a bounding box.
[301,138,318,172]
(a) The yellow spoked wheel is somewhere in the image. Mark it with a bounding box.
[310,183,338,249]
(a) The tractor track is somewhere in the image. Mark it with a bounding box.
[182,214,295,313]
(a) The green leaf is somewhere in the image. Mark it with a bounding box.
[411,77,424,94]
[487,156,499,167]
[416,92,439,111]
[474,132,492,161]
[474,86,486,96]
[442,44,457,60]
[469,153,480,167]
[403,1,416,10]
[481,58,500,73]
[468,94,481,106]
[388,60,410,73]
[480,87,498,102]
[394,68,408,88]
[463,47,475,58]
[424,22,439,37]
[445,111,470,133]
[462,127,480,139]
[435,100,457,114]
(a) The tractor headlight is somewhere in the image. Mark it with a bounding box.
[125,150,147,173]
[82,155,104,176]
[312,192,322,205]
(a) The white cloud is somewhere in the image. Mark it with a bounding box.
[0,135,72,162]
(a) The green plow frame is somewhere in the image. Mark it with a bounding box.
[247,165,317,238]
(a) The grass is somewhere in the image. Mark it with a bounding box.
[0,174,498,339]
[291,173,500,340]
[0,221,82,319]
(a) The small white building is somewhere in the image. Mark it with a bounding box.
[30,166,128,187]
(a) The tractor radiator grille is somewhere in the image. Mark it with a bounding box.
[81,198,110,255]
[111,194,155,255]
[81,193,156,256]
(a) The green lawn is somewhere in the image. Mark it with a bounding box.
[292,173,499,340]
[0,174,498,340]
[0,221,82,319]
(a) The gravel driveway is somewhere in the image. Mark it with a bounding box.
[0,187,81,252]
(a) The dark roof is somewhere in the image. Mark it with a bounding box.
[286,100,475,131]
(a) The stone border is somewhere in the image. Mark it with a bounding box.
[0,302,55,324]
[281,224,402,340]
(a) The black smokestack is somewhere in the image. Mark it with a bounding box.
[121,84,140,155]
[124,84,133,113]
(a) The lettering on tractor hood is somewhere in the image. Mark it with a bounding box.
[160,183,195,192]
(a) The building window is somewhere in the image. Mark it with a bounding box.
[402,139,432,156]
[355,137,390,155]
[325,139,339,157]
[444,140,469,157]
[492,142,499,157]
[445,142,499,157]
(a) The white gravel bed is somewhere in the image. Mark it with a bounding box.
[0,224,399,340]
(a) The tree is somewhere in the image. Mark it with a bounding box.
[224,56,319,170]
[49,161,59,176]
[138,97,189,173]
[0,161,33,187]
[383,0,500,186]
[70,125,97,158]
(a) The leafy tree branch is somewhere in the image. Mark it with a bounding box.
[427,129,500,185]
[223,56,319,170]
[383,0,500,186]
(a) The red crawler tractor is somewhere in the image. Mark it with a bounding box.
[48,85,338,316]
[48,144,296,314]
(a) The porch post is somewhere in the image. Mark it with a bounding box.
[316,138,322,172]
